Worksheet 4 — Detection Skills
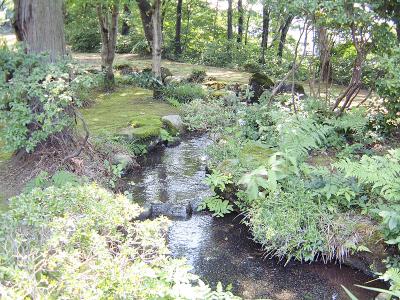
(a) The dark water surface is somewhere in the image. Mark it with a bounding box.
[127,134,384,300]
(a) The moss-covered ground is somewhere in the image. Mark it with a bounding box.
[80,87,178,138]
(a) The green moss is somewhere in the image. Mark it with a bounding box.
[80,87,178,137]
[0,130,12,164]
[240,141,274,166]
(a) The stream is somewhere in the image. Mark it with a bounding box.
[127,134,384,300]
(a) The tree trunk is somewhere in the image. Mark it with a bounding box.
[97,1,119,91]
[237,0,243,43]
[13,0,66,62]
[121,4,131,36]
[151,0,162,79]
[260,3,270,63]
[136,0,153,49]
[244,10,251,45]
[277,15,293,60]
[227,0,233,40]
[333,24,368,114]
[317,26,332,83]
[174,0,183,56]
[213,0,219,39]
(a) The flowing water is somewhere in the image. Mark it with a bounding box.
[127,134,385,300]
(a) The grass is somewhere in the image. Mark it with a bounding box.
[80,87,178,138]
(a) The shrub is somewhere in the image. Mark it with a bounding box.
[375,46,400,130]
[0,184,239,299]
[162,83,206,103]
[181,98,236,131]
[65,18,100,52]
[187,68,207,83]
[0,47,99,153]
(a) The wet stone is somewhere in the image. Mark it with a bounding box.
[151,202,192,219]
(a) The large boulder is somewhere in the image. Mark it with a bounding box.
[249,72,274,102]
[161,115,185,135]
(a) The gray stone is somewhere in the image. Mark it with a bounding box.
[136,204,152,220]
[110,153,137,175]
[375,292,390,300]
[166,136,181,147]
[151,202,192,219]
[161,115,185,135]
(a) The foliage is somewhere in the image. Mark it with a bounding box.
[181,97,238,132]
[162,83,206,103]
[0,47,98,153]
[0,184,239,299]
[375,46,400,130]
[335,149,400,201]
[24,170,82,192]
[198,195,234,218]
[204,170,232,192]
[187,68,207,83]
[378,205,400,249]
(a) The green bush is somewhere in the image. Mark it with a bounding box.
[0,47,99,153]
[66,19,100,52]
[162,83,206,103]
[187,68,207,83]
[0,184,239,299]
[375,46,400,130]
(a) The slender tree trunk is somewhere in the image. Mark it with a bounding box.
[260,3,270,63]
[277,15,293,60]
[213,0,219,39]
[227,0,233,40]
[121,4,131,35]
[395,5,400,43]
[237,0,244,43]
[97,1,119,91]
[333,25,368,114]
[174,0,183,56]
[13,0,66,62]
[151,0,162,79]
[244,10,251,45]
[136,0,153,50]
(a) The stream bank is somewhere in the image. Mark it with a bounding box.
[125,133,386,299]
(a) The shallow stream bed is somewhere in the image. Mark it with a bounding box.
[126,134,385,299]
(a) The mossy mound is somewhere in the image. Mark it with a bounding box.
[249,72,274,102]
[217,141,274,177]
[80,87,178,137]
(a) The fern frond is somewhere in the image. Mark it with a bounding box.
[335,149,400,201]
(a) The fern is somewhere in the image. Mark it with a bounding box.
[335,149,400,201]
[327,108,368,136]
[272,112,332,161]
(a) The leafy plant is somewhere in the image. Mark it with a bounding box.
[198,195,234,217]
[24,170,81,192]
[162,83,206,103]
[0,184,240,299]
[0,46,97,153]
[204,170,232,192]
[335,149,400,201]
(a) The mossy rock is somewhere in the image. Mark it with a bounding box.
[125,115,163,139]
[142,67,173,83]
[161,115,185,136]
[277,82,306,96]
[249,72,274,102]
